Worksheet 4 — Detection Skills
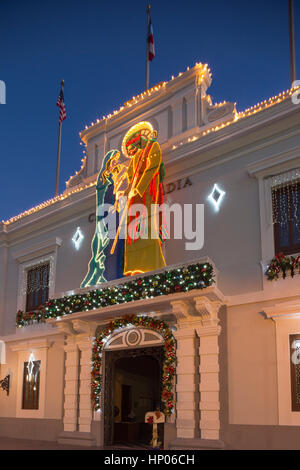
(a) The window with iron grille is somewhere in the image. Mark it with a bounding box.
[290,335,300,411]
[25,263,50,312]
[272,181,300,255]
[22,360,41,410]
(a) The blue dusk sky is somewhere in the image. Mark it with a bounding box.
[0,0,299,221]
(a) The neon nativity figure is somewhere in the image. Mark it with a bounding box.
[81,122,167,287]
[81,150,125,287]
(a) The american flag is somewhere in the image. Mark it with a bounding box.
[57,88,66,124]
[148,9,155,62]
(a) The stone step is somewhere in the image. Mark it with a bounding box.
[57,431,96,447]
[169,438,225,450]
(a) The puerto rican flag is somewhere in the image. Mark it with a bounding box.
[148,10,155,62]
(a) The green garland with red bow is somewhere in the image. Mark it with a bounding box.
[265,253,300,280]
[91,314,176,416]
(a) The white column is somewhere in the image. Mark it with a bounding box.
[195,297,222,440]
[63,337,79,432]
[186,91,197,129]
[171,100,183,136]
[77,335,93,433]
[174,328,198,439]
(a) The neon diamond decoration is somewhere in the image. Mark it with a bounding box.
[208,184,225,212]
[72,227,84,250]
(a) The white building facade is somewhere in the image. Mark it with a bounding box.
[1,63,300,449]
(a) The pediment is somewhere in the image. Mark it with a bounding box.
[104,327,164,350]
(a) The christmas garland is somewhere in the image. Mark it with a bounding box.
[16,262,214,327]
[16,305,45,326]
[265,253,300,280]
[91,314,176,415]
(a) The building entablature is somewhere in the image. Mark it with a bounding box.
[79,64,212,144]
[263,299,300,321]
[0,184,96,246]
[2,95,300,240]
[14,258,225,331]
[46,285,225,334]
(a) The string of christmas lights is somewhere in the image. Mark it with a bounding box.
[16,262,214,327]
[3,64,297,228]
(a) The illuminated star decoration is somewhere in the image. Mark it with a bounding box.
[72,227,84,250]
[208,184,226,212]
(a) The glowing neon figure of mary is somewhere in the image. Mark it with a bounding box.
[81,150,125,287]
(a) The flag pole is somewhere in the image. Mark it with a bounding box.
[145,4,150,91]
[55,79,64,197]
[289,0,296,86]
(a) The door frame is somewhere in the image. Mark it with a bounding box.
[103,345,164,445]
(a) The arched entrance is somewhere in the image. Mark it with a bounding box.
[91,316,176,446]
[104,345,164,446]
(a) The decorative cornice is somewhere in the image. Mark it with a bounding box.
[173,328,196,339]
[170,300,194,320]
[72,320,95,336]
[12,237,62,263]
[166,98,300,171]
[2,86,299,235]
[80,64,211,142]
[2,180,96,231]
[9,338,51,352]
[56,322,76,336]
[196,325,221,337]
[194,296,222,328]
[247,146,300,178]
[45,284,224,329]
[263,301,300,320]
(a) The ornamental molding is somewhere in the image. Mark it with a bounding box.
[45,284,225,329]
[206,102,235,123]
[72,320,97,337]
[104,327,164,351]
[170,296,223,329]
[3,185,95,238]
[55,257,218,299]
[17,252,57,313]
[12,237,62,263]
[165,124,300,188]
[170,300,194,320]
[196,324,221,337]
[56,319,97,338]
[263,301,300,320]
[16,259,223,329]
[80,66,211,142]
[56,321,76,336]
[167,101,300,176]
[9,338,51,352]
[72,319,91,334]
[66,156,87,189]
[91,315,176,415]
[194,296,222,328]
[247,146,300,178]
[173,328,196,340]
